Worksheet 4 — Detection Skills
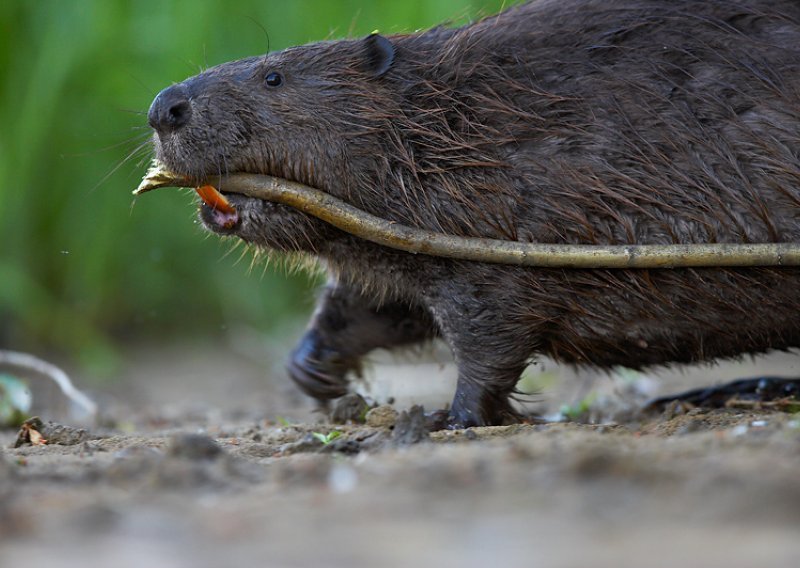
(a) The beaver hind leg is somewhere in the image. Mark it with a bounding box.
[429,291,537,429]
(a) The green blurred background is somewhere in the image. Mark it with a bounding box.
[0,0,505,380]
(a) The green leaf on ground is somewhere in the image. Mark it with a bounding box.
[0,374,32,427]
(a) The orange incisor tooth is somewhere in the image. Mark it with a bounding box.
[195,185,236,214]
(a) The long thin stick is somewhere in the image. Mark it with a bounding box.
[135,165,800,269]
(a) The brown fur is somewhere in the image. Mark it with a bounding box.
[148,0,800,427]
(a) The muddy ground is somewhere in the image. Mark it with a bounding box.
[1,344,800,568]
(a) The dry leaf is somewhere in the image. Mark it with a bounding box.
[25,424,47,446]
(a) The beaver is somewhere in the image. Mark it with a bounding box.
[147,0,800,427]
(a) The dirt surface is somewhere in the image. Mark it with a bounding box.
[2,345,800,568]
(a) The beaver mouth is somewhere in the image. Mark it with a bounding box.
[135,161,298,235]
[195,179,292,237]
[196,185,279,236]
[138,161,335,252]
[189,184,240,232]
[199,199,241,233]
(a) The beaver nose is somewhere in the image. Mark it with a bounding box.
[148,84,192,133]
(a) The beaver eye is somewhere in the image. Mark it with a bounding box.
[265,72,283,87]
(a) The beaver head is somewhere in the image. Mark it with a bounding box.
[147,34,397,252]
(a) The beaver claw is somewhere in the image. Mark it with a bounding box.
[286,329,356,400]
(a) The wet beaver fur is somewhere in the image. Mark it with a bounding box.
[148,0,800,427]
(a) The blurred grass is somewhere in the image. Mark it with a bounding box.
[0,0,505,377]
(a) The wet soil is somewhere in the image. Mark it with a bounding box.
[2,346,800,568]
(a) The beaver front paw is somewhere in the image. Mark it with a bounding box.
[286,329,358,401]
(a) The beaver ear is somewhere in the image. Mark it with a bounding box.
[362,33,395,77]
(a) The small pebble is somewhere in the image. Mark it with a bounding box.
[167,433,222,460]
[365,405,398,428]
[392,405,429,445]
[331,393,370,424]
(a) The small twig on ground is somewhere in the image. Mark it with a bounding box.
[0,350,97,419]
